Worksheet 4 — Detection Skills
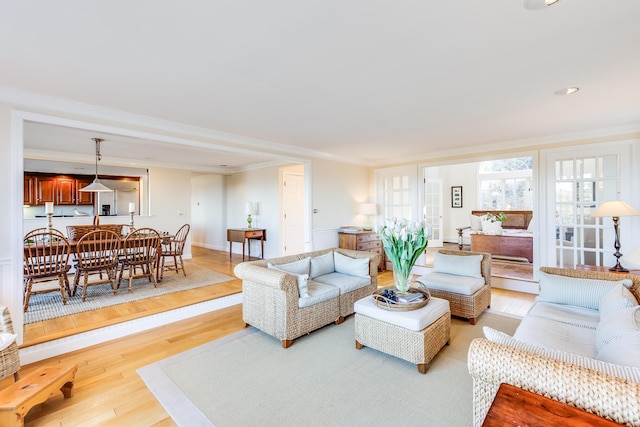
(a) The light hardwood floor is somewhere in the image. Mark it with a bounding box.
[13,247,536,426]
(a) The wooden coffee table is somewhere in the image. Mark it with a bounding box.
[482,383,624,426]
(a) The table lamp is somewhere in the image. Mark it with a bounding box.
[360,203,377,231]
[246,201,257,228]
[591,200,640,272]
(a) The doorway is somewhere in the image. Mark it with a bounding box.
[281,166,305,256]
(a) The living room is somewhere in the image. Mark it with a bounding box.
[2,1,640,425]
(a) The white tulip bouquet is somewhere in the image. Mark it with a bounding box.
[378,218,430,292]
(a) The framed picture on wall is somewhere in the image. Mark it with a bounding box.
[451,186,463,208]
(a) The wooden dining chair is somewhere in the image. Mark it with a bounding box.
[23,229,71,312]
[160,224,190,280]
[118,228,161,292]
[73,229,122,302]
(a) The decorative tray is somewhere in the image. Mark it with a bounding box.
[372,285,431,311]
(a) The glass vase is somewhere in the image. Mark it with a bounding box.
[393,267,412,293]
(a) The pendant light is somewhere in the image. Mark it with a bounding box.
[79,138,113,192]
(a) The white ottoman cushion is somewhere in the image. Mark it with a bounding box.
[416,272,485,296]
[354,296,450,331]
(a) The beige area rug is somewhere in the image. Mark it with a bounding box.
[138,310,521,427]
[24,265,235,324]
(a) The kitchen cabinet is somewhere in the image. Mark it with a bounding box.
[25,173,95,206]
[35,176,56,205]
[75,177,94,205]
[338,231,385,271]
[56,176,76,205]
[23,176,35,206]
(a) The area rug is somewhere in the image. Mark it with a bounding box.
[138,310,521,426]
[24,265,235,324]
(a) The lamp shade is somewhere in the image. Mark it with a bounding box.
[592,200,640,218]
[360,203,377,216]
[246,201,257,215]
[79,177,113,192]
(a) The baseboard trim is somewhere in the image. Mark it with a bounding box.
[491,276,539,294]
[19,293,243,365]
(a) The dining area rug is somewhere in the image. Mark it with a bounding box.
[24,265,235,324]
[138,310,521,427]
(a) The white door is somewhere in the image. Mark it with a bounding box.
[282,172,305,255]
[423,177,443,247]
[542,143,634,268]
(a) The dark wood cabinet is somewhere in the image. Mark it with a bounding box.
[25,173,96,206]
[75,177,94,205]
[35,176,56,205]
[23,176,35,206]
[338,231,385,271]
[56,176,76,205]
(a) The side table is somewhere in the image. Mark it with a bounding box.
[482,383,624,426]
[227,228,267,260]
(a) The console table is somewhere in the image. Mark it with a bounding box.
[227,228,266,260]
[483,383,623,426]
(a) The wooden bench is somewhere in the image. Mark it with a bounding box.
[0,364,78,427]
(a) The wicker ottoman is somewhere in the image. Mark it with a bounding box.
[354,296,451,374]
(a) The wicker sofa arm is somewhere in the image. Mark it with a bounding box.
[467,338,640,427]
[233,262,298,294]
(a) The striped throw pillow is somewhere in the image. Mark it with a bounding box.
[536,271,632,310]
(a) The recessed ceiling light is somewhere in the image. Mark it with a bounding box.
[554,87,580,96]
[524,0,560,10]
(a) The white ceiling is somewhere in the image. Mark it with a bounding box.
[2,0,640,171]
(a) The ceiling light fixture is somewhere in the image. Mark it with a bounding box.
[554,87,580,96]
[79,138,113,192]
[524,0,560,10]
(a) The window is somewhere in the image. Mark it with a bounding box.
[478,157,533,210]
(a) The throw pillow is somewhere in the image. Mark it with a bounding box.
[310,252,335,279]
[267,258,311,297]
[269,257,310,275]
[470,214,483,231]
[334,252,370,278]
[433,252,483,278]
[0,333,16,351]
[527,217,534,232]
[599,283,639,317]
[536,271,632,310]
[596,306,640,368]
[267,263,310,297]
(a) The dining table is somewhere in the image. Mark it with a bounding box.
[24,232,175,284]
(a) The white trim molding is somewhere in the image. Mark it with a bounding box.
[19,293,243,365]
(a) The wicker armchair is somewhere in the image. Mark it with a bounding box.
[0,306,21,382]
[416,249,491,325]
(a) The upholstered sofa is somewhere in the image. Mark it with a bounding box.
[468,267,640,426]
[415,249,492,325]
[234,248,379,348]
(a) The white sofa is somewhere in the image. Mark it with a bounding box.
[468,267,640,426]
[234,248,379,348]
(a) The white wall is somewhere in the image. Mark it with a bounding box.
[425,162,480,243]
[311,159,372,250]
[191,173,226,250]
[226,166,280,258]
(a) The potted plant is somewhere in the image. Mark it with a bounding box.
[481,212,507,234]
[378,218,430,293]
